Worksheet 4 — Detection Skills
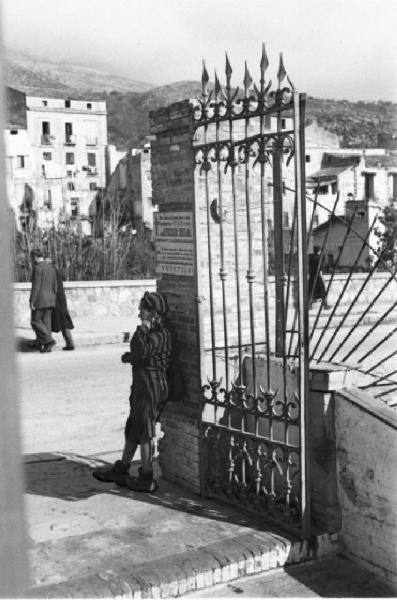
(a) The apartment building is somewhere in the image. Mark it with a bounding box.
[4,87,108,235]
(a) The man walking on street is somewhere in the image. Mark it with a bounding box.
[29,248,58,353]
[46,258,75,351]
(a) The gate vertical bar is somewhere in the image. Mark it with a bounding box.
[226,54,243,377]
[202,62,217,379]
[215,72,229,387]
[273,71,286,358]
[294,91,310,537]
[259,43,271,388]
[243,62,256,395]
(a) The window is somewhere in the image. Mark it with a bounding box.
[42,100,48,106]
[67,182,75,191]
[283,211,289,227]
[391,174,397,199]
[43,152,52,161]
[16,155,25,168]
[65,122,73,143]
[71,198,79,217]
[65,100,71,108]
[281,118,286,129]
[66,152,75,165]
[44,190,52,209]
[87,152,96,167]
[41,121,51,144]
[87,103,92,110]
[66,170,74,177]
[264,116,271,129]
[305,155,311,163]
[331,182,337,194]
[318,184,329,195]
[89,182,97,191]
[10,130,18,135]
[363,173,375,200]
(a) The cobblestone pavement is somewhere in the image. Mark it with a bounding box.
[183,555,395,598]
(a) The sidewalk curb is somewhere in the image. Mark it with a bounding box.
[30,531,341,598]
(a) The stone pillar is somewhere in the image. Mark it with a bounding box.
[150,101,204,493]
[309,364,346,533]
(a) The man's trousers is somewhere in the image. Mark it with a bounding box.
[31,308,53,346]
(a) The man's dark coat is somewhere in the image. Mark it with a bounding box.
[30,261,57,309]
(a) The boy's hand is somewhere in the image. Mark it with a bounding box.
[121,352,132,364]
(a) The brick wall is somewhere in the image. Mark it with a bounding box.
[150,100,203,492]
[335,388,397,591]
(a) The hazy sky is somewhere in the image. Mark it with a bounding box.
[2,0,397,101]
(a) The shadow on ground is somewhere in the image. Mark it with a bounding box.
[24,452,277,533]
[16,336,39,352]
[283,557,395,598]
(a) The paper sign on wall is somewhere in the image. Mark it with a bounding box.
[154,212,194,276]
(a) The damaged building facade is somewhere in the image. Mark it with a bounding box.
[4,86,110,235]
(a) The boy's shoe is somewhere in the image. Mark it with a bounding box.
[125,471,159,493]
[92,460,128,485]
[63,345,75,351]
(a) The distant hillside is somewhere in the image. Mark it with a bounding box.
[5,52,397,151]
[105,81,203,148]
[5,51,154,97]
[105,86,397,150]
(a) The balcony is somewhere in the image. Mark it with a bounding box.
[41,134,54,145]
[82,166,98,176]
[85,137,97,146]
[64,135,76,146]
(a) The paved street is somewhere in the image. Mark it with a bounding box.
[17,342,130,456]
[16,321,397,461]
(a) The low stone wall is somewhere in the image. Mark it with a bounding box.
[13,279,157,327]
[335,388,397,591]
[14,272,396,332]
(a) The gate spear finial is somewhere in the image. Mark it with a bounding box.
[225,52,233,94]
[202,59,209,98]
[277,52,287,88]
[214,70,221,100]
[243,61,253,97]
[260,42,269,86]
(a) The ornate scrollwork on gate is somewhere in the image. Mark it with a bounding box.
[201,376,302,530]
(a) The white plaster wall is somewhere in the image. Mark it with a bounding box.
[335,389,397,590]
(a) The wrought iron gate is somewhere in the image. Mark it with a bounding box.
[193,46,311,535]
